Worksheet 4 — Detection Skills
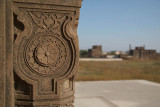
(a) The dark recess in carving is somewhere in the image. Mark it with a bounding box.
[13,13,25,42]
[14,34,17,41]
[14,13,25,31]
[14,72,33,107]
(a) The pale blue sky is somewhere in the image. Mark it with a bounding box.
[78,0,160,52]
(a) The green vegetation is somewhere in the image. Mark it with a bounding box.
[79,50,88,57]
[76,60,160,83]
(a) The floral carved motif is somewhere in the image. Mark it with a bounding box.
[35,42,58,66]
[29,12,66,34]
[25,34,69,75]
[13,3,81,106]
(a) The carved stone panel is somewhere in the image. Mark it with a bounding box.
[12,0,82,107]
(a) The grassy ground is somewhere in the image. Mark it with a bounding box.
[76,60,160,83]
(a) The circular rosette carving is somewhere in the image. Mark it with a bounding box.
[24,34,70,75]
[35,43,59,66]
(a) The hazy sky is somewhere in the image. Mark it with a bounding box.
[78,0,160,52]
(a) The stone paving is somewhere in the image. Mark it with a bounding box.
[74,80,160,107]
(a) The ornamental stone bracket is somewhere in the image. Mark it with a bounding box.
[0,0,82,107]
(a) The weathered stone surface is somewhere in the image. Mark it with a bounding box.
[0,0,14,107]
[130,47,157,60]
[88,45,104,58]
[0,0,81,106]
[0,0,5,106]
[12,0,81,7]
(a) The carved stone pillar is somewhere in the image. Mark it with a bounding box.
[0,0,82,107]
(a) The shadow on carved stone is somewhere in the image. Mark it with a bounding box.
[14,13,25,31]
[13,13,24,42]
[14,72,33,107]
